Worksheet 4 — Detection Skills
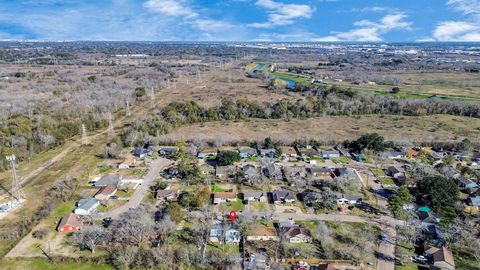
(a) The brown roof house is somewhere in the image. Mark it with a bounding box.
[246,226,279,241]
[156,189,180,202]
[94,184,117,201]
[281,146,298,158]
[283,227,312,243]
[57,213,83,232]
[425,246,455,270]
[118,156,136,169]
[213,192,237,204]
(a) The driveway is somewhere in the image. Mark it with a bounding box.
[100,157,173,219]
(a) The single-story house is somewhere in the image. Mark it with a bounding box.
[243,164,260,179]
[281,146,298,158]
[387,151,405,159]
[259,148,276,158]
[272,190,296,204]
[209,220,223,243]
[337,194,362,205]
[430,151,446,160]
[279,219,297,229]
[213,192,237,204]
[418,210,440,226]
[467,196,480,207]
[456,175,479,189]
[156,189,180,202]
[57,213,83,232]
[93,173,121,187]
[94,184,117,201]
[286,166,307,179]
[300,148,320,159]
[225,228,241,244]
[262,162,283,180]
[133,148,152,159]
[243,191,267,202]
[454,152,470,161]
[158,146,179,156]
[333,167,351,177]
[246,227,279,241]
[321,150,340,159]
[239,147,257,158]
[386,166,407,183]
[425,246,455,270]
[197,148,218,159]
[473,152,480,162]
[301,191,320,207]
[216,166,236,178]
[309,167,332,178]
[200,164,215,175]
[118,156,136,169]
[74,198,100,216]
[283,227,312,243]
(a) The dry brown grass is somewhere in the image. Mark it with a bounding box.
[153,65,299,107]
[160,114,480,144]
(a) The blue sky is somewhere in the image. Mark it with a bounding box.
[0,0,479,41]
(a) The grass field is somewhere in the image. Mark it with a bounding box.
[160,114,480,144]
[258,62,480,102]
[0,259,114,270]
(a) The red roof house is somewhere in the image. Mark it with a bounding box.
[57,213,83,232]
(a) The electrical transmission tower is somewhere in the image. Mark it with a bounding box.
[126,100,131,116]
[81,123,89,145]
[107,112,114,138]
[150,87,155,109]
[6,155,24,201]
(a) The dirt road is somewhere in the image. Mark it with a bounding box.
[99,157,173,220]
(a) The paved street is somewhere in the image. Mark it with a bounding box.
[100,157,173,219]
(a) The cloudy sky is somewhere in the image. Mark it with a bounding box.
[0,0,479,42]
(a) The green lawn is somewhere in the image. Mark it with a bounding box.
[371,168,386,177]
[379,178,395,185]
[224,200,245,212]
[245,155,259,162]
[0,259,114,270]
[331,156,351,164]
[395,263,420,270]
[51,201,76,220]
[211,183,226,192]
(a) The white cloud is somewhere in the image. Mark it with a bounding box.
[351,6,394,13]
[428,0,480,41]
[192,19,235,32]
[316,12,412,42]
[249,0,314,28]
[144,0,198,18]
[433,21,480,41]
[447,0,480,18]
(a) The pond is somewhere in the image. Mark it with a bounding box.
[282,79,296,89]
[254,64,266,71]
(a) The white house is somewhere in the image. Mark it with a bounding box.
[74,198,100,216]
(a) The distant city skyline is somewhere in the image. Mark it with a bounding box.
[1,0,479,42]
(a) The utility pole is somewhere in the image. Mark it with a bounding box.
[6,155,24,201]
[81,123,89,146]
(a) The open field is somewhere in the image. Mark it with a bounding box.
[1,259,114,270]
[153,65,298,107]
[252,63,480,102]
[160,114,480,144]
